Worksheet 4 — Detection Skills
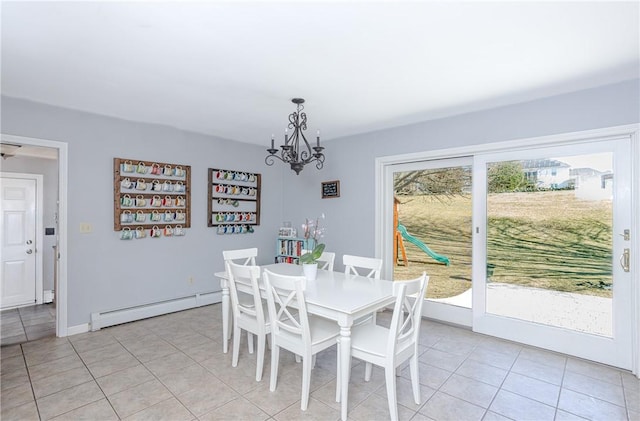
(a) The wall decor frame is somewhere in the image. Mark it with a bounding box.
[208,168,261,234]
[321,180,340,199]
[114,158,191,233]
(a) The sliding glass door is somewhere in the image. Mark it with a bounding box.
[390,157,473,326]
[378,132,635,369]
[473,138,632,368]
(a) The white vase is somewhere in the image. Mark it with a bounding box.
[302,263,318,281]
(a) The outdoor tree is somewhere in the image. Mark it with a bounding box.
[394,167,471,200]
[487,161,535,193]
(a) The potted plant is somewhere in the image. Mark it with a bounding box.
[300,243,325,281]
[299,215,325,281]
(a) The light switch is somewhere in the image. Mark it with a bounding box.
[79,223,93,233]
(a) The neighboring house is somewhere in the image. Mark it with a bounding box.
[521,159,572,189]
[572,167,613,201]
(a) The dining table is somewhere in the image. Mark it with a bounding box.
[215,262,396,421]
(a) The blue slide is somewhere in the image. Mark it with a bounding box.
[397,223,450,266]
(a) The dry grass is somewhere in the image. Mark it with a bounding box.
[393,191,613,299]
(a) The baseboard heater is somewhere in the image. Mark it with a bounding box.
[90,291,221,331]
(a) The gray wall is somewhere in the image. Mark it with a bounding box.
[1,96,284,327]
[2,78,638,328]
[281,79,640,270]
[1,155,59,292]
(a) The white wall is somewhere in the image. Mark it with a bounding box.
[1,155,58,292]
[1,97,284,327]
[2,78,638,329]
[280,79,640,271]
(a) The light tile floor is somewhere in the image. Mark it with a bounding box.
[1,304,638,420]
[1,304,56,346]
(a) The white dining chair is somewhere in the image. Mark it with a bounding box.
[263,268,340,411]
[222,247,258,266]
[225,260,270,381]
[223,248,259,352]
[317,251,336,271]
[337,272,429,421]
[343,254,383,325]
[343,254,382,279]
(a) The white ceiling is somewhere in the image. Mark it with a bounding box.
[2,1,638,145]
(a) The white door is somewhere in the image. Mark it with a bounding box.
[1,176,38,308]
[473,138,633,369]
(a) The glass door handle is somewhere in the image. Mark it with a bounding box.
[620,248,630,272]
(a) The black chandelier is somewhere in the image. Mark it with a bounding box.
[265,98,325,175]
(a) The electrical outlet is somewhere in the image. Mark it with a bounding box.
[79,223,93,233]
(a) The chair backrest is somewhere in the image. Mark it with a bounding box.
[388,272,429,357]
[263,269,311,347]
[343,254,382,279]
[226,261,265,325]
[222,248,258,266]
[317,251,335,271]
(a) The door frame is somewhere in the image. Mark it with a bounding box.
[375,124,639,375]
[0,172,44,306]
[473,139,632,369]
[1,134,68,338]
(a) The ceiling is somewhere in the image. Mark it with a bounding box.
[2,1,638,146]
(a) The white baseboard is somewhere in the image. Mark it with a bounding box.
[90,291,221,331]
[66,323,90,336]
[44,290,54,303]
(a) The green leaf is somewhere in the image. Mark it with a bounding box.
[300,243,325,264]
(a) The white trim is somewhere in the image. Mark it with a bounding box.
[424,301,472,327]
[375,124,639,374]
[66,323,90,336]
[632,129,640,378]
[1,134,68,337]
[0,172,44,306]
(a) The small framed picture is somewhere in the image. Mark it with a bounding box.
[322,180,340,199]
[279,227,295,238]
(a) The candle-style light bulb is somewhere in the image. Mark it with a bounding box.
[271,134,274,149]
[316,130,320,147]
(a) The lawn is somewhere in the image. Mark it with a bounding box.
[393,191,613,299]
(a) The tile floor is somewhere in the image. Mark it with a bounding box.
[1,303,56,346]
[1,303,638,420]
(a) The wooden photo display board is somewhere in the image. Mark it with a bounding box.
[208,168,261,234]
[321,180,340,199]
[114,158,191,232]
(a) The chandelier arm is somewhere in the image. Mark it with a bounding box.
[265,153,286,166]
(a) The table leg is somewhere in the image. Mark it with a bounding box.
[222,282,231,353]
[339,326,351,421]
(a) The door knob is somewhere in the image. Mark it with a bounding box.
[26,249,33,254]
[26,240,33,245]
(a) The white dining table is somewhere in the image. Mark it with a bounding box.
[215,262,395,421]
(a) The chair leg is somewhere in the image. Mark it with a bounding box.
[256,333,265,381]
[409,354,420,404]
[232,324,241,367]
[269,345,280,392]
[385,364,399,421]
[295,354,301,363]
[248,331,254,354]
[312,354,317,369]
[364,362,373,381]
[301,354,312,410]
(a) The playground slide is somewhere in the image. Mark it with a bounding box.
[397,223,450,266]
